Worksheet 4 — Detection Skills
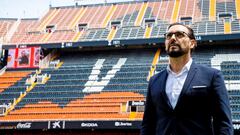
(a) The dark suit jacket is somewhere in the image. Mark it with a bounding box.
[141,62,233,135]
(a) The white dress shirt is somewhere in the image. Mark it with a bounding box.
[165,58,192,109]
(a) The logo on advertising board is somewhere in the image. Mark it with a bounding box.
[129,101,145,106]
[17,122,32,129]
[81,122,98,127]
[52,121,61,129]
[115,122,132,127]
[48,121,65,129]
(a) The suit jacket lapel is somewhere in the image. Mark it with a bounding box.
[159,69,174,110]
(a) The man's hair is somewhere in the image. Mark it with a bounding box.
[167,22,196,40]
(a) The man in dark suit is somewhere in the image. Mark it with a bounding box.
[141,23,233,135]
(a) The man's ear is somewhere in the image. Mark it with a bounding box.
[190,39,197,49]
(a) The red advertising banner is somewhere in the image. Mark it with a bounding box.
[6,49,15,68]
[17,48,31,68]
[7,47,41,69]
[34,47,41,67]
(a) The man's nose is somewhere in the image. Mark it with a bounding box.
[168,34,177,44]
[169,34,177,40]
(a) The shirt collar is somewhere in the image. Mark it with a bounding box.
[167,58,192,75]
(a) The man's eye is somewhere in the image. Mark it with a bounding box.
[167,33,173,38]
[175,32,184,37]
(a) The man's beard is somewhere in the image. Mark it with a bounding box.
[166,44,187,58]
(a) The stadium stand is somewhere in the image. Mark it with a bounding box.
[0,19,17,43]
[2,0,240,45]
[1,0,240,134]
[0,49,153,122]
[9,19,39,44]
[0,71,32,109]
